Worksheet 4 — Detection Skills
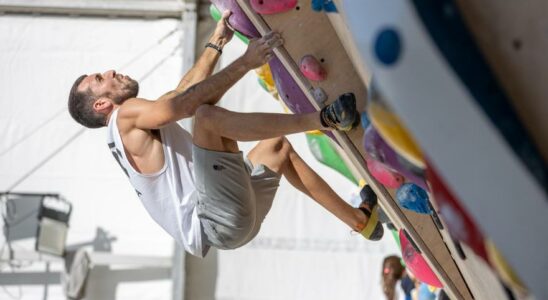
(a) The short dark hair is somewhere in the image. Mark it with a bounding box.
[67,75,107,128]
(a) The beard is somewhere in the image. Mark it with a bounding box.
[124,77,139,98]
[111,77,139,104]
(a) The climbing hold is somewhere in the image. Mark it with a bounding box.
[250,0,297,15]
[306,131,357,185]
[396,183,431,214]
[257,78,269,92]
[363,125,428,190]
[257,78,279,99]
[426,161,489,261]
[400,229,443,288]
[311,0,338,13]
[255,64,276,91]
[390,228,402,251]
[374,28,402,66]
[367,87,425,169]
[255,64,279,99]
[360,112,370,129]
[366,158,404,189]
[312,87,327,106]
[485,240,528,294]
[418,283,438,300]
[209,4,250,44]
[269,57,315,114]
[300,55,327,82]
[255,64,275,87]
[269,57,336,142]
[210,0,260,38]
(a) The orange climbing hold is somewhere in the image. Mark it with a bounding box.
[250,0,297,15]
[299,55,327,82]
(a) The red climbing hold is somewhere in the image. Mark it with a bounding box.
[299,55,327,82]
[250,0,297,15]
[426,160,489,262]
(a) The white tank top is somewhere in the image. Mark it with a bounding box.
[107,109,205,257]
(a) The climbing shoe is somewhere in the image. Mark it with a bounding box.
[358,185,385,241]
[320,92,360,131]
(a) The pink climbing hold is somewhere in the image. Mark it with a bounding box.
[250,0,298,15]
[400,230,443,288]
[299,55,327,82]
[366,158,405,189]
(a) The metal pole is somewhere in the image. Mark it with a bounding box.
[0,0,183,18]
[173,3,197,299]
[177,1,197,134]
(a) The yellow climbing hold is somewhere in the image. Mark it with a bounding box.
[368,100,425,169]
[255,64,278,98]
[485,240,528,294]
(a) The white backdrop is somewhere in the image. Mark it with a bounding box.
[0,14,398,300]
[0,15,182,300]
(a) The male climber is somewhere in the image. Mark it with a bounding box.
[67,11,383,257]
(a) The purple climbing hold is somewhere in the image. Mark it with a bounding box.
[269,56,316,114]
[210,0,260,38]
[269,56,337,141]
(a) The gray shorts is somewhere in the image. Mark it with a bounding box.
[192,145,281,251]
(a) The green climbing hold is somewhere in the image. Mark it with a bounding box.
[258,77,269,93]
[306,132,357,185]
[390,228,406,267]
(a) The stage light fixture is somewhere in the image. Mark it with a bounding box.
[36,195,72,256]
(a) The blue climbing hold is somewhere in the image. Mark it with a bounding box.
[311,0,338,13]
[374,28,402,66]
[361,112,370,129]
[418,283,437,300]
[396,183,432,214]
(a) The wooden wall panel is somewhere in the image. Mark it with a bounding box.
[235,1,473,298]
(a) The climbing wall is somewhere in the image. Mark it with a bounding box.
[210,0,473,299]
[333,0,547,299]
[210,0,546,299]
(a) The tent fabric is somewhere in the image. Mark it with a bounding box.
[0,15,181,300]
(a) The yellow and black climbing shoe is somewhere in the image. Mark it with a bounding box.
[358,185,384,241]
